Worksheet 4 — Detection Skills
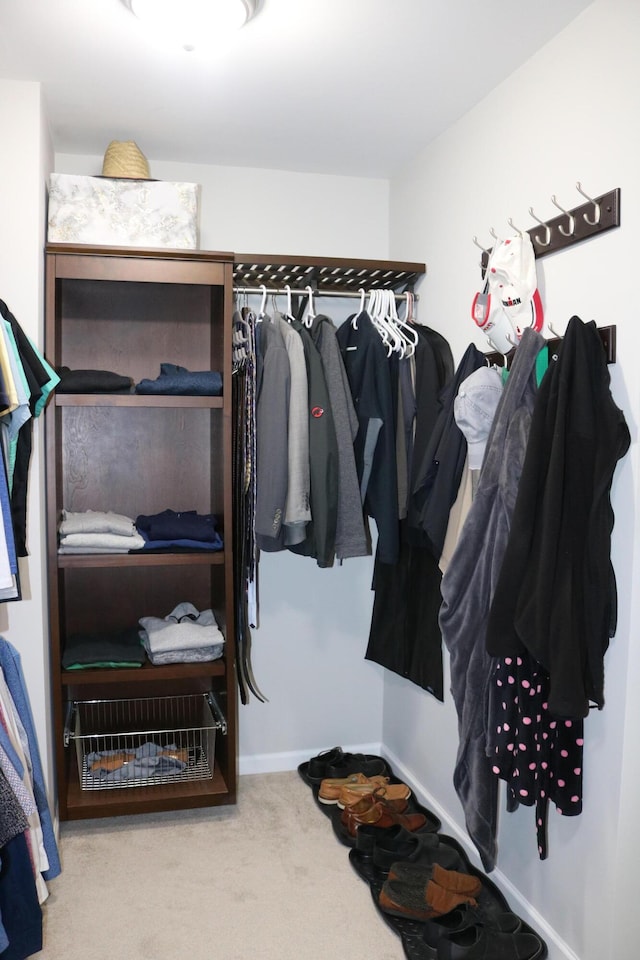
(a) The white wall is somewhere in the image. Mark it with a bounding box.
[55,154,389,260]
[0,80,54,795]
[55,152,391,772]
[387,2,640,959]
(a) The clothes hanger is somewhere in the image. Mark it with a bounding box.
[351,287,366,330]
[385,290,407,358]
[303,285,316,329]
[393,291,419,357]
[255,284,268,323]
[283,284,294,322]
[258,284,268,320]
[387,289,415,357]
[370,289,395,357]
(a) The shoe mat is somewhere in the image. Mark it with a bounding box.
[348,844,547,960]
[299,749,549,960]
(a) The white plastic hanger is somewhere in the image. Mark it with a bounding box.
[384,290,406,357]
[304,285,316,328]
[351,287,367,330]
[257,284,268,322]
[283,284,294,322]
[369,289,394,356]
[389,290,418,358]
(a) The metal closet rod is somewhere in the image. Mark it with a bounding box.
[234,285,419,301]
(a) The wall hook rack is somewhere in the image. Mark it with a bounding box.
[479,186,621,272]
[484,324,616,367]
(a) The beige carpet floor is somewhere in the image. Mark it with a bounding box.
[39,771,401,960]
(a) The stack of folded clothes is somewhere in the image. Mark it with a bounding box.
[134,509,223,551]
[135,363,222,396]
[62,626,146,670]
[58,509,145,554]
[56,367,134,393]
[138,601,225,665]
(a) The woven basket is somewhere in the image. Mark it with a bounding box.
[102,140,150,179]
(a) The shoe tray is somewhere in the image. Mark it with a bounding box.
[299,750,548,960]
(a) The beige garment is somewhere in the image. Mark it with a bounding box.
[438,454,475,574]
[0,325,18,415]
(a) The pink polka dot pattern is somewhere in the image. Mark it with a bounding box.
[490,649,584,861]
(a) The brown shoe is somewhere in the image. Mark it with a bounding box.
[342,793,410,817]
[318,773,389,805]
[337,781,411,809]
[387,861,482,897]
[378,878,477,921]
[341,799,427,838]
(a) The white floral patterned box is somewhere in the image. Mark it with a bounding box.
[47,174,199,248]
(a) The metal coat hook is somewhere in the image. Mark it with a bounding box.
[547,320,565,338]
[575,182,601,226]
[528,207,551,247]
[507,218,524,238]
[550,195,576,237]
[472,235,490,253]
[489,227,502,243]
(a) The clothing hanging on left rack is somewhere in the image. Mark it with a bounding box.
[232,306,264,705]
[0,300,59,596]
[0,636,61,959]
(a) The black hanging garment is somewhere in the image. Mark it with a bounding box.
[486,316,631,718]
[336,312,400,565]
[364,325,454,697]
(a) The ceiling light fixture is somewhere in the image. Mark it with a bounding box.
[122,0,259,53]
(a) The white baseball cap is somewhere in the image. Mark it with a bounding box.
[471,281,519,354]
[486,234,544,337]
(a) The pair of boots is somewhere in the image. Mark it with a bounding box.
[379,861,481,922]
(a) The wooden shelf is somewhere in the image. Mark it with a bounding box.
[233,252,425,293]
[64,756,233,820]
[61,660,226,686]
[56,394,224,408]
[56,551,226,569]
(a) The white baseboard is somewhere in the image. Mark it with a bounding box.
[238,741,383,776]
[382,745,581,960]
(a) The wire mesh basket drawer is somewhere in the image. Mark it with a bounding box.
[68,693,225,791]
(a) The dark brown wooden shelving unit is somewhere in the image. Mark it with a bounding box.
[45,242,238,820]
[44,243,427,822]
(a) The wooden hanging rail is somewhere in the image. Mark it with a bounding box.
[233,253,425,293]
[477,185,621,272]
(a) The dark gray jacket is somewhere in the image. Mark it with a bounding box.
[310,315,369,560]
[438,327,543,871]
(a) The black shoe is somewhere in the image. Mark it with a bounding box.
[437,923,544,959]
[422,904,522,950]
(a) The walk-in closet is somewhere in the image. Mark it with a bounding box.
[0,2,638,960]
